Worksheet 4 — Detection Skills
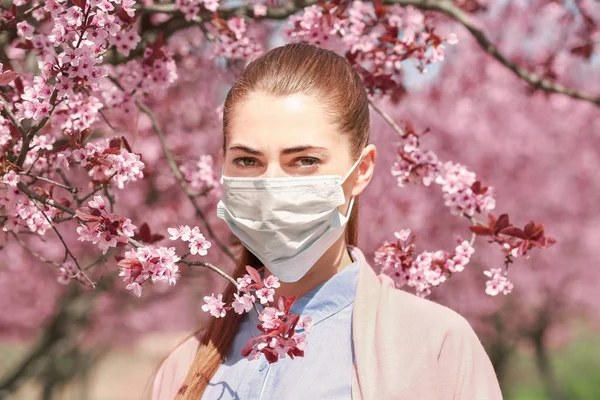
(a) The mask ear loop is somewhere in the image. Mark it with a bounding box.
[340,152,364,218]
[342,153,364,183]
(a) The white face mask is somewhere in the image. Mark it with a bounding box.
[216,155,363,282]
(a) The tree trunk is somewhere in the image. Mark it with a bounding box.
[532,334,568,400]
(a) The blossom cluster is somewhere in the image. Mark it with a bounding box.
[391,128,496,217]
[210,17,263,61]
[285,2,457,97]
[11,0,137,123]
[70,137,145,189]
[242,297,313,363]
[202,265,313,363]
[168,225,211,255]
[0,171,57,235]
[374,229,477,297]
[117,245,181,297]
[176,0,220,21]
[483,268,513,296]
[179,155,220,196]
[75,196,136,254]
[57,260,89,286]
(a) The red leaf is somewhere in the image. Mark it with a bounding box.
[263,348,279,364]
[8,123,20,140]
[570,42,594,60]
[496,214,511,231]
[288,347,304,358]
[499,226,528,239]
[121,136,133,153]
[14,40,34,50]
[109,137,122,149]
[80,128,91,143]
[523,221,544,239]
[0,70,19,86]
[280,296,298,314]
[115,8,135,24]
[469,225,492,236]
[245,265,262,284]
[72,0,86,9]
[55,198,71,208]
[151,234,165,243]
[135,222,151,243]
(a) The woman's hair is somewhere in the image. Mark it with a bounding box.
[175,42,370,399]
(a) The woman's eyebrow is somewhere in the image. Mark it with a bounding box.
[228,144,263,156]
[282,145,329,155]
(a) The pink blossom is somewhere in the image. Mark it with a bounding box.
[0,186,55,235]
[256,287,275,305]
[57,261,80,285]
[211,17,263,60]
[202,293,227,318]
[253,3,267,17]
[75,199,137,254]
[394,229,411,241]
[236,275,252,291]
[88,195,106,211]
[297,315,313,333]
[179,155,220,195]
[168,225,211,255]
[1,171,20,187]
[242,296,308,363]
[16,21,35,40]
[232,293,256,314]
[117,246,181,296]
[263,275,280,289]
[258,306,284,330]
[483,268,514,296]
[110,30,141,57]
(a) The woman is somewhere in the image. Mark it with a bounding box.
[151,42,503,400]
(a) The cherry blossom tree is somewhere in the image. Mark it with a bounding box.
[0,0,598,398]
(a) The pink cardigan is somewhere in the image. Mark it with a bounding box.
[152,246,503,399]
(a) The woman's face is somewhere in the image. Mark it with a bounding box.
[224,92,374,203]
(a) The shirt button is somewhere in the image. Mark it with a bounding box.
[258,359,268,372]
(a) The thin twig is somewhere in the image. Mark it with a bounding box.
[182,260,238,286]
[11,233,62,269]
[29,198,96,288]
[55,169,77,192]
[21,172,75,192]
[0,94,26,138]
[367,98,406,137]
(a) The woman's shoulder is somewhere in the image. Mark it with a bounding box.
[152,332,202,400]
[384,278,474,335]
[353,246,474,339]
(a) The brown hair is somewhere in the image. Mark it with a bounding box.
[175,42,370,399]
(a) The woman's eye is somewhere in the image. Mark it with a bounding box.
[233,157,258,167]
[297,157,320,167]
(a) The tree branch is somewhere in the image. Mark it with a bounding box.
[131,97,237,263]
[135,0,600,107]
[181,260,238,286]
[0,94,26,138]
[16,182,75,216]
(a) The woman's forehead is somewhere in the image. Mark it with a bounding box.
[227,92,347,153]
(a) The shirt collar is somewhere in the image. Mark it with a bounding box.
[289,247,361,326]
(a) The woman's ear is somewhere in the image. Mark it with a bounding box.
[351,143,376,197]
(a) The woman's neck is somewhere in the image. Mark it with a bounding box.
[264,236,354,301]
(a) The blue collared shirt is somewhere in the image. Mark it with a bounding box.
[202,249,360,400]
